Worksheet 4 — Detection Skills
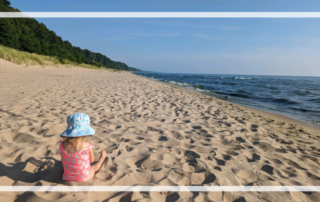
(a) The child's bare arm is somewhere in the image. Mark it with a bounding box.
[89,148,95,163]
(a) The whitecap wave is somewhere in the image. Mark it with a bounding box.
[234,77,252,80]
[167,81,209,92]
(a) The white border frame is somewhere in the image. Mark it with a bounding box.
[2,12,320,18]
[1,11,320,192]
[1,186,320,192]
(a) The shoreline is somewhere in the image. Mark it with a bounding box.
[229,102,320,133]
[2,59,320,202]
[140,75,320,132]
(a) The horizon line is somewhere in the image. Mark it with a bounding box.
[136,71,320,77]
[3,12,320,18]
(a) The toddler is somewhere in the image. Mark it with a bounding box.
[59,112,106,182]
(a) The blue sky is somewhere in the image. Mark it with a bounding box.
[10,0,320,76]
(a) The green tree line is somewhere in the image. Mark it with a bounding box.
[0,0,141,71]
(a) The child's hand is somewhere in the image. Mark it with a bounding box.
[101,149,107,159]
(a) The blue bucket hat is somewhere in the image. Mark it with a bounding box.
[60,113,95,137]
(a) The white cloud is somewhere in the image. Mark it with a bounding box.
[193,33,219,40]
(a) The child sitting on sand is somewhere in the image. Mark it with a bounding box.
[59,112,107,182]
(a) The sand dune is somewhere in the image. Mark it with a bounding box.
[1,58,320,201]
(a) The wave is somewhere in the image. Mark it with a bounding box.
[252,84,279,90]
[149,77,209,92]
[307,98,320,103]
[213,91,251,98]
[229,93,251,98]
[205,76,216,79]
[290,107,309,112]
[290,107,320,113]
[238,89,249,93]
[204,76,225,79]
[312,121,320,126]
[221,82,237,86]
[211,94,299,104]
[233,77,253,80]
[205,76,253,80]
[293,90,312,96]
[165,80,210,92]
[274,98,299,105]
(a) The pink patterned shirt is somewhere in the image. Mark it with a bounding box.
[59,141,93,182]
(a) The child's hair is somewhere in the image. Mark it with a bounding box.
[64,136,89,150]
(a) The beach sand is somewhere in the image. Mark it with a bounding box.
[1,58,320,202]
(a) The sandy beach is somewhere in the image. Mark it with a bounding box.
[1,58,320,202]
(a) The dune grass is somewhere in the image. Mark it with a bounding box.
[0,45,115,71]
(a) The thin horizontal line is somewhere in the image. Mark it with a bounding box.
[1,186,320,192]
[1,12,320,18]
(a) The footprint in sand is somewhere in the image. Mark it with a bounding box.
[158,136,168,141]
[215,158,225,166]
[235,137,246,143]
[13,133,35,143]
[251,124,259,132]
[261,164,274,175]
